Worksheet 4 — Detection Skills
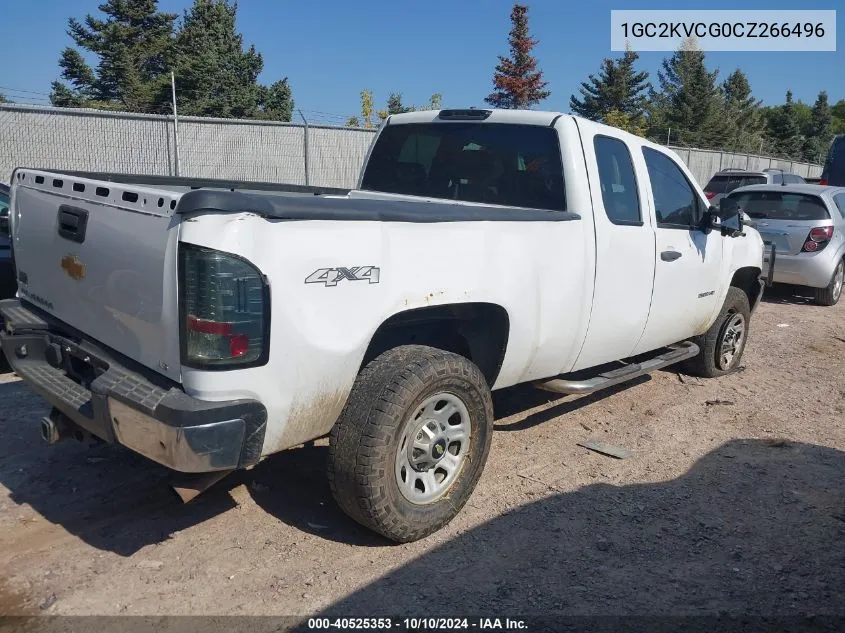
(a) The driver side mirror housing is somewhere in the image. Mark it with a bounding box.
[717,198,745,237]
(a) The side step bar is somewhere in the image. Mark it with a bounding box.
[533,341,700,396]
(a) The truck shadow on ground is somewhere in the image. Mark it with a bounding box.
[0,379,663,553]
[309,438,845,619]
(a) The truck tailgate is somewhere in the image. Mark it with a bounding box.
[11,170,183,382]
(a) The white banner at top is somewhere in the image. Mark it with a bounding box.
[610,10,836,52]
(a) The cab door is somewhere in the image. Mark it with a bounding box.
[632,147,724,355]
[570,125,656,370]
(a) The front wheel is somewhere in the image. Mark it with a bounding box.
[328,345,494,543]
[683,287,751,378]
[813,259,844,306]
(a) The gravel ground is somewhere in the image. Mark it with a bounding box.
[1,284,844,622]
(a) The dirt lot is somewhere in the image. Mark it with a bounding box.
[1,285,844,622]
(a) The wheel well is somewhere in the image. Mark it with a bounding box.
[361,303,510,386]
[731,267,762,311]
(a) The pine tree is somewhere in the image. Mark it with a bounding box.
[484,3,550,109]
[50,0,178,112]
[649,40,727,148]
[832,100,845,135]
[570,48,649,124]
[802,91,832,162]
[172,1,262,118]
[766,90,803,158]
[255,79,294,122]
[721,69,763,153]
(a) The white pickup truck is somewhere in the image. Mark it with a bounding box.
[2,109,768,542]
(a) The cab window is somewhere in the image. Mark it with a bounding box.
[594,135,641,225]
[642,148,704,229]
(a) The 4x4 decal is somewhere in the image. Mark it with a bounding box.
[305,266,380,287]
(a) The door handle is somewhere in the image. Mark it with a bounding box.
[57,205,89,244]
[660,250,682,262]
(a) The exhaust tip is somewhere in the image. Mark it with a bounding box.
[40,417,61,444]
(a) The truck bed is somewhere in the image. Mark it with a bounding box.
[9,168,579,384]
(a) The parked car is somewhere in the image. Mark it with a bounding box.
[0,109,766,542]
[0,182,12,300]
[820,134,845,186]
[727,183,845,305]
[704,168,806,205]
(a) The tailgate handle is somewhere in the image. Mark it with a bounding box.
[57,206,89,244]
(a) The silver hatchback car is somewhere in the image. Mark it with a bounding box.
[726,184,845,306]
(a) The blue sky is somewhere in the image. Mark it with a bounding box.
[0,0,841,124]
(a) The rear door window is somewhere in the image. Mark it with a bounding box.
[593,135,641,225]
[728,191,830,220]
[361,123,566,211]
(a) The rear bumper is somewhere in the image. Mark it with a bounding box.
[0,299,266,473]
[770,249,839,288]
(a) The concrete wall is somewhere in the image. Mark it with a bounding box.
[0,104,822,189]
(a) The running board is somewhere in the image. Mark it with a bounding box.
[533,341,700,396]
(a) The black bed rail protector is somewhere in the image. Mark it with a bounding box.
[16,168,351,197]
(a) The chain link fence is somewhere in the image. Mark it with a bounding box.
[0,103,823,189]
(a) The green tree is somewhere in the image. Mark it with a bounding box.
[766,90,803,158]
[721,69,763,153]
[485,3,550,109]
[802,91,833,163]
[171,1,292,120]
[50,0,177,112]
[648,39,727,148]
[604,109,646,136]
[387,92,413,115]
[0,92,7,104]
[255,78,293,122]
[832,99,845,135]
[570,48,650,125]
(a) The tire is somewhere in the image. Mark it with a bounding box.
[683,287,751,378]
[328,345,494,543]
[813,259,844,306]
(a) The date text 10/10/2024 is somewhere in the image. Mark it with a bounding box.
[307,618,528,630]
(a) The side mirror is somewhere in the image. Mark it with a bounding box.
[700,205,720,233]
[718,198,744,237]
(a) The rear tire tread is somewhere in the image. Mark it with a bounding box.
[328,345,492,543]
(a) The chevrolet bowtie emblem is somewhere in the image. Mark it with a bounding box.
[61,254,86,281]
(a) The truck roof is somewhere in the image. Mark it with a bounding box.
[387,108,563,127]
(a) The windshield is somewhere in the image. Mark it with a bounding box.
[704,174,766,194]
[728,191,830,221]
[360,122,566,211]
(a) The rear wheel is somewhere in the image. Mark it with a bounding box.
[683,287,751,378]
[813,259,844,306]
[328,345,493,543]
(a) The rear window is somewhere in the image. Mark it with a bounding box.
[727,191,830,221]
[704,174,766,194]
[360,123,566,211]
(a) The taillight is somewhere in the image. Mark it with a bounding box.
[179,243,269,368]
[705,191,716,200]
[819,179,828,186]
[801,226,834,253]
